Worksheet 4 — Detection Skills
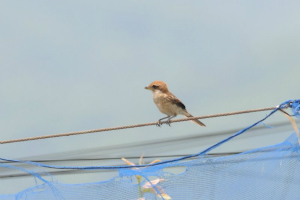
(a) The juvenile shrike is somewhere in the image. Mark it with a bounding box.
[145,81,206,127]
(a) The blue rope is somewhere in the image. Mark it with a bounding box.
[0,99,297,170]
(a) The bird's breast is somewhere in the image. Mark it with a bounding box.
[152,92,181,116]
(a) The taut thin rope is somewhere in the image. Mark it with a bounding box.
[0,106,276,144]
[0,99,298,169]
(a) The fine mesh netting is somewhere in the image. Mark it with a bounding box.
[1,99,299,200]
[1,132,300,200]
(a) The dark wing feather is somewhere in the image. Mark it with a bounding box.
[167,92,186,110]
[175,101,186,110]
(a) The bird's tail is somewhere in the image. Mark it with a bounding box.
[183,112,206,127]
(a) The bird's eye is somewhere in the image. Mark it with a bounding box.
[152,85,159,89]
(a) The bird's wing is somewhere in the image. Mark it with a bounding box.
[166,92,186,110]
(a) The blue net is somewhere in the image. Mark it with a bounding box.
[1,100,300,200]
[292,100,300,119]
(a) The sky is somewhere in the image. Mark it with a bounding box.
[1,0,300,195]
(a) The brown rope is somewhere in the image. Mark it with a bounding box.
[0,106,276,144]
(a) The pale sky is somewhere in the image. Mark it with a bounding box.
[1,0,300,195]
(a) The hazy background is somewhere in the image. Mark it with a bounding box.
[1,0,300,194]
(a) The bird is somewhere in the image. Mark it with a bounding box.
[145,81,206,127]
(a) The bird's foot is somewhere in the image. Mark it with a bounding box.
[167,119,172,127]
[156,121,162,127]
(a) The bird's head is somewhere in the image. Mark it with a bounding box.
[145,81,169,93]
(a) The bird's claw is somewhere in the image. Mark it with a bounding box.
[156,119,172,127]
[156,121,162,127]
[167,119,172,127]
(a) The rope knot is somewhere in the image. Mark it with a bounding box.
[278,99,294,109]
[291,100,300,119]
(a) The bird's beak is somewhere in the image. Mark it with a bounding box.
[145,86,150,90]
